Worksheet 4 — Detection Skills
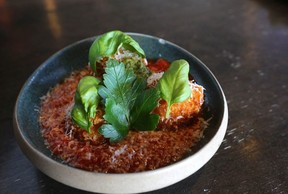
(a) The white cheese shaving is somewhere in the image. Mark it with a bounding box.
[147,72,164,87]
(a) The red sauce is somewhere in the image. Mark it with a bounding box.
[147,58,170,73]
[39,60,206,173]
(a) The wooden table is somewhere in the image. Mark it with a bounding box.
[1,0,287,193]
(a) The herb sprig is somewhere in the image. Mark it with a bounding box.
[98,59,160,142]
[71,76,101,132]
[159,60,191,118]
[89,30,145,73]
[71,30,192,142]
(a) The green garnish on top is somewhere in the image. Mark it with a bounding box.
[71,30,192,142]
[89,30,146,73]
[71,76,101,133]
[159,60,192,118]
[98,59,160,142]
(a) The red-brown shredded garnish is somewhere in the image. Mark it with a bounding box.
[39,61,206,173]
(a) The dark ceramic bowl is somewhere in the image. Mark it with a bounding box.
[14,33,228,193]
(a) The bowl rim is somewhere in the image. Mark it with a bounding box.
[13,32,228,194]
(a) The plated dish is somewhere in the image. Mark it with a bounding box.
[14,31,228,193]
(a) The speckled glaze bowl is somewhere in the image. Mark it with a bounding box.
[14,33,228,194]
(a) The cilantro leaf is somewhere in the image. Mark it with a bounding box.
[130,87,160,131]
[99,98,129,142]
[98,59,160,142]
[98,59,137,109]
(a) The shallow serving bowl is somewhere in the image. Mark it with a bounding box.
[14,33,228,194]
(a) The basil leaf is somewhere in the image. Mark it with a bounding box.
[159,59,192,118]
[89,30,145,72]
[71,76,100,133]
[71,103,89,130]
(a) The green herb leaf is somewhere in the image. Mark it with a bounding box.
[89,30,145,72]
[99,98,129,143]
[98,59,138,109]
[98,59,137,142]
[159,59,192,118]
[71,76,100,132]
[98,59,160,142]
[71,103,89,130]
[130,87,160,131]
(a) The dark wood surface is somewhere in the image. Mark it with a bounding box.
[1,0,288,193]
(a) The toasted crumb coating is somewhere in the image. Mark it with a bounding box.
[153,82,204,127]
[40,65,207,173]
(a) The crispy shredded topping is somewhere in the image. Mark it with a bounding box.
[39,63,207,173]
